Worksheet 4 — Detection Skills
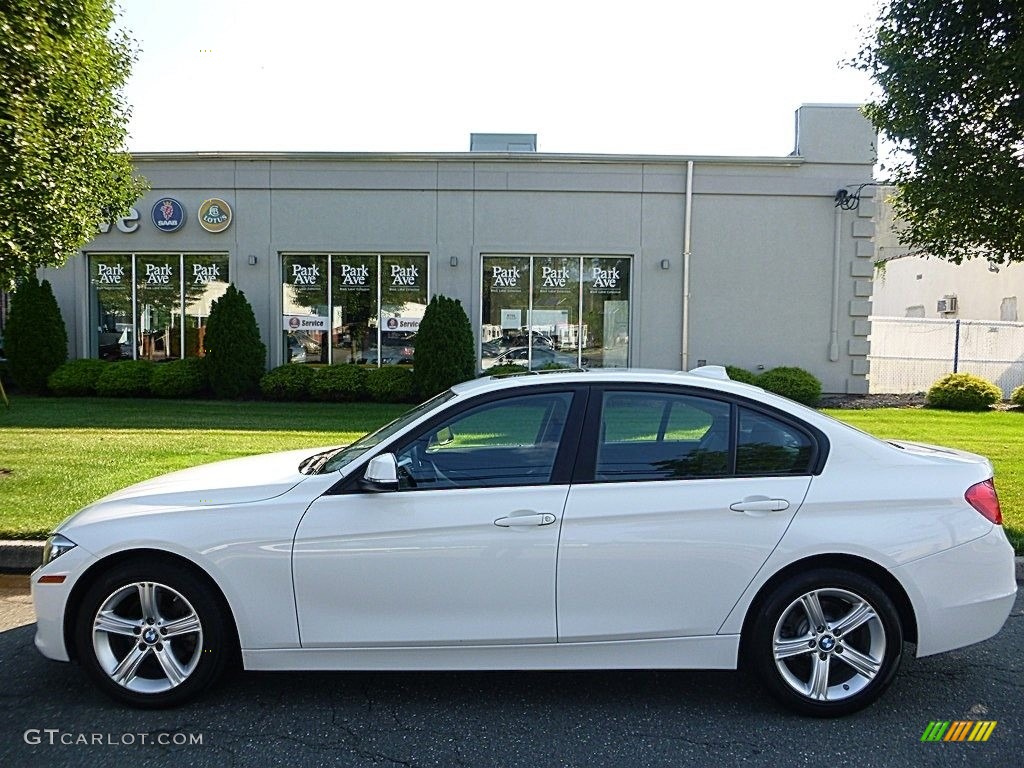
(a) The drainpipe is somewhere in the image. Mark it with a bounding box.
[829,203,842,362]
[681,160,694,370]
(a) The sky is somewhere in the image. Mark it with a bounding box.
[116,0,881,157]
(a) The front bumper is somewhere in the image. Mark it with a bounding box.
[895,525,1017,657]
[31,544,96,662]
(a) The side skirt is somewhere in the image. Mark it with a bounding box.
[243,635,740,672]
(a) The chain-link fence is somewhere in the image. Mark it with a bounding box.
[869,317,1024,397]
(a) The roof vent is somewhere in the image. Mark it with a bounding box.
[470,133,537,152]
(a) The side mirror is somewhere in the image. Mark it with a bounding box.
[360,453,400,492]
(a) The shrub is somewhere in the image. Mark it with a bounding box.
[366,365,415,403]
[48,359,107,396]
[413,295,476,398]
[310,364,367,402]
[1011,385,1024,407]
[95,360,154,398]
[4,274,68,393]
[260,364,316,401]
[725,365,759,385]
[538,362,570,371]
[481,364,530,377]
[757,366,822,406]
[926,373,1002,411]
[203,284,266,399]
[150,358,208,399]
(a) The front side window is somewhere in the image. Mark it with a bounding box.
[393,392,573,490]
[595,391,731,481]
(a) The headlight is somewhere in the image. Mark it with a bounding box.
[42,533,76,564]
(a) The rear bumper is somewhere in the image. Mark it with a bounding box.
[895,526,1017,657]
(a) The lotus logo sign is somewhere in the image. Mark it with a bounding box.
[198,198,232,233]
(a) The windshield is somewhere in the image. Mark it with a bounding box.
[313,390,458,474]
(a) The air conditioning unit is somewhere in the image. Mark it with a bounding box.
[936,296,959,314]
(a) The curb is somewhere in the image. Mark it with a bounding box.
[0,540,44,574]
[2,542,1024,582]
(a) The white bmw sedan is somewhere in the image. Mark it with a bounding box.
[32,368,1017,716]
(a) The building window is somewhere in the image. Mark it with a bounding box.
[481,254,631,370]
[1000,297,1017,322]
[89,253,229,361]
[282,253,428,366]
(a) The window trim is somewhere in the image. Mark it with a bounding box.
[572,384,829,485]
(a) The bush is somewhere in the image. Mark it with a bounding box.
[1011,385,1024,407]
[926,373,1002,411]
[413,295,476,398]
[366,365,415,403]
[4,275,68,393]
[150,358,208,399]
[203,284,266,399]
[260,364,317,401]
[481,364,530,377]
[725,365,759,385]
[310,365,367,402]
[95,360,154,398]
[757,366,822,406]
[48,359,107,396]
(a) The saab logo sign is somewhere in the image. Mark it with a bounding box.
[198,198,232,233]
[96,264,126,284]
[382,316,420,332]
[151,198,185,232]
[283,315,329,332]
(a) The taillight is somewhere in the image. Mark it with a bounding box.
[965,479,1002,525]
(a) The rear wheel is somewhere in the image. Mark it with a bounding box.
[74,560,231,708]
[748,568,903,717]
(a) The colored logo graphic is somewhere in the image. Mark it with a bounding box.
[151,198,185,232]
[921,721,997,742]
[198,198,232,233]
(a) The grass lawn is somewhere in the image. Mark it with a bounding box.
[0,397,1021,553]
[0,397,405,538]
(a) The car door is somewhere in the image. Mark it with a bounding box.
[292,386,585,647]
[557,386,818,642]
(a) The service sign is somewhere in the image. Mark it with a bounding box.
[151,198,186,232]
[381,316,421,332]
[283,315,329,332]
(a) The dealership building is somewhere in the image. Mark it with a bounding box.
[38,103,878,393]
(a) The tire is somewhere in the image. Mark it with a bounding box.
[74,559,232,708]
[748,568,903,717]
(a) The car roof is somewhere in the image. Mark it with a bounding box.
[453,367,763,398]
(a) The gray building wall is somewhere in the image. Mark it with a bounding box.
[42,104,876,393]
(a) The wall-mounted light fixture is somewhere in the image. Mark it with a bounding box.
[247,254,258,266]
[660,259,671,270]
[450,256,458,267]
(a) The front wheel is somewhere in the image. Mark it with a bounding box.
[748,568,903,717]
[74,560,232,708]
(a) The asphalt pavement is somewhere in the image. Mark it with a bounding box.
[0,574,1021,768]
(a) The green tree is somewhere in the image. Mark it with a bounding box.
[0,1,147,288]
[203,284,267,399]
[854,0,1024,263]
[4,274,68,393]
[413,295,476,398]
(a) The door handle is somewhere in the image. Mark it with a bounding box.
[730,497,790,513]
[494,513,556,527]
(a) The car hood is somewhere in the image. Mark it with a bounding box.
[60,447,333,531]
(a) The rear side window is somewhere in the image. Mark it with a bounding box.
[595,392,730,481]
[736,408,814,475]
